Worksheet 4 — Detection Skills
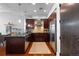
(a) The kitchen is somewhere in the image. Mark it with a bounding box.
[0,3,57,56]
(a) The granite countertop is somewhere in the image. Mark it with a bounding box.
[5,35,26,37]
[32,28,49,33]
[5,34,28,37]
[32,30,49,33]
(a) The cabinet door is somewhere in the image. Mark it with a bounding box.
[6,37,25,54]
[44,19,49,29]
[26,19,35,29]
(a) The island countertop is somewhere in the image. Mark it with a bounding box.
[32,29,49,33]
[5,35,26,38]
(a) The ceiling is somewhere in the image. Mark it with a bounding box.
[0,3,54,19]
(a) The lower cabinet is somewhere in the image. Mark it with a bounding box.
[27,33,50,42]
[5,36,25,54]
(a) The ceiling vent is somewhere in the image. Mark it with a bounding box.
[39,7,43,10]
[18,3,22,6]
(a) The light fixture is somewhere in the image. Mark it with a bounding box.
[27,24,32,27]
[34,10,37,12]
[18,19,21,23]
[46,3,49,5]
[32,3,36,5]
[44,10,46,12]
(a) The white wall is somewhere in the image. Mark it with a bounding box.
[0,13,25,35]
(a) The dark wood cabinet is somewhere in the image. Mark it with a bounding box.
[43,19,53,29]
[27,33,50,42]
[5,36,25,54]
[44,19,49,29]
[26,33,34,42]
[43,13,56,29]
[26,19,35,29]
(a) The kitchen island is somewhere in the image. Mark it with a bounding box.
[5,36,26,54]
[27,29,50,42]
[32,33,50,42]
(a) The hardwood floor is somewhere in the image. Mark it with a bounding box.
[0,47,5,56]
[26,42,55,56]
[0,42,56,56]
[46,42,56,55]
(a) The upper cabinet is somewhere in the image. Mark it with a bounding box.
[26,19,35,29]
[26,12,56,30]
[43,19,49,29]
[43,13,56,29]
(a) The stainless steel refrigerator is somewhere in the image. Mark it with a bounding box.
[61,4,79,56]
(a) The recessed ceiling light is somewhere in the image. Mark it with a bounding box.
[34,10,37,12]
[44,10,46,12]
[32,3,36,5]
[46,3,49,5]
[28,24,32,27]
[18,19,21,23]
